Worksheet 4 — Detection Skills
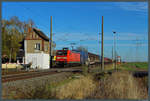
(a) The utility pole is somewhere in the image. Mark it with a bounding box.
[112,46,113,61]
[113,31,117,70]
[49,16,53,68]
[98,32,101,66]
[112,46,114,68]
[101,16,104,71]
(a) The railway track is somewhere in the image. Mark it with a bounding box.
[2,71,58,83]
[2,67,83,83]
[2,62,108,83]
[2,62,147,83]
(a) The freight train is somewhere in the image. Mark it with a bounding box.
[56,48,90,67]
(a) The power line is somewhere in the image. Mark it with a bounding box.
[131,37,143,62]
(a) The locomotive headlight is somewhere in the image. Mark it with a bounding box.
[57,57,67,59]
[63,57,67,59]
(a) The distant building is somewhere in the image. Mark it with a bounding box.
[88,52,100,62]
[88,52,112,63]
[104,57,112,63]
[117,56,121,64]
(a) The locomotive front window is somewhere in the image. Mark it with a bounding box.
[57,51,67,56]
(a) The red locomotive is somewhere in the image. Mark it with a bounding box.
[56,48,89,67]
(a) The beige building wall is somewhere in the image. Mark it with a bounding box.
[26,40,42,53]
[44,41,50,54]
[26,40,50,54]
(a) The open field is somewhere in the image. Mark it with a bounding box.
[89,62,148,73]
[118,62,148,71]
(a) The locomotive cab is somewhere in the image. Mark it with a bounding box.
[56,50,68,66]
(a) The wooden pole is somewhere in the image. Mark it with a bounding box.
[114,34,116,70]
[50,16,53,68]
[101,16,104,71]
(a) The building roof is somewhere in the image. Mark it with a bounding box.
[104,57,112,62]
[33,28,49,41]
[88,52,100,57]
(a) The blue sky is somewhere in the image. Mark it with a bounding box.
[2,2,148,62]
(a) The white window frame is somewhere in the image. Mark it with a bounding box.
[35,43,40,50]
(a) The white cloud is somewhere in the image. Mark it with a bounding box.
[94,2,148,16]
[116,2,148,13]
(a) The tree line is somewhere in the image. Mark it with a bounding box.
[2,16,35,63]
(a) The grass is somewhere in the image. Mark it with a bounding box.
[55,75,96,99]
[10,73,84,99]
[116,62,148,71]
[118,64,136,71]
[131,62,148,69]
[82,66,89,75]
[46,74,82,91]
[5,71,148,100]
[90,64,114,74]
[89,71,148,99]
[4,63,148,99]
[8,73,97,99]
[125,62,147,69]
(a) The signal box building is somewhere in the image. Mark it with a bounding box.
[24,27,50,69]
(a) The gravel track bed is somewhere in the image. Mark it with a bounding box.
[2,72,73,99]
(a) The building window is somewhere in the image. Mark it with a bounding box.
[35,43,40,50]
